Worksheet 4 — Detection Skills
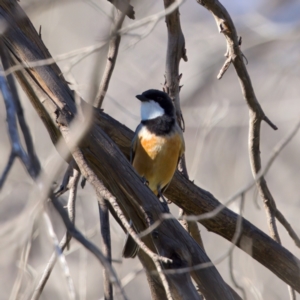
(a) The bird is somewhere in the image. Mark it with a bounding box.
[122,89,185,258]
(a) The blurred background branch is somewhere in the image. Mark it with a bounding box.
[1,0,300,299]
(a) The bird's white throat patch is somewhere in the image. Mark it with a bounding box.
[141,100,164,121]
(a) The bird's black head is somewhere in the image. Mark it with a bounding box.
[136,89,175,120]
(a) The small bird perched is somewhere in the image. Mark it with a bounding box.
[122,89,185,258]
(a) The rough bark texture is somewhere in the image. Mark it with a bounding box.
[1,0,300,297]
[1,1,237,299]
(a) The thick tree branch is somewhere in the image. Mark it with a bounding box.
[9,54,300,294]
[2,0,300,296]
[7,45,300,295]
[1,5,238,298]
[98,110,300,291]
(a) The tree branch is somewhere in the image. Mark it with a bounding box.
[107,0,135,20]
[195,1,298,297]
[2,0,300,296]
[95,5,127,108]
[98,198,113,300]
[95,110,300,292]
[163,0,187,129]
[51,196,127,300]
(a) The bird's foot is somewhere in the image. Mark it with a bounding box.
[141,176,149,186]
[158,192,170,213]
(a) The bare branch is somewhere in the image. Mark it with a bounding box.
[94,110,300,292]
[163,0,187,129]
[3,1,300,296]
[100,267,144,300]
[32,164,80,299]
[107,0,135,20]
[95,8,127,108]
[98,199,113,300]
[43,212,76,300]
[0,151,15,190]
[0,66,35,178]
[66,167,80,249]
[50,196,128,300]
[31,234,69,300]
[0,45,41,175]
[195,1,297,297]
[163,0,206,266]
[102,187,172,299]
[228,195,247,300]
[179,209,204,250]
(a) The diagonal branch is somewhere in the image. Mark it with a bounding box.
[95,4,127,108]
[107,0,135,20]
[96,110,300,292]
[2,0,300,295]
[0,44,41,176]
[1,7,235,293]
[50,195,127,300]
[0,65,35,179]
[195,1,297,297]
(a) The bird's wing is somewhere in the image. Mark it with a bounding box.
[130,123,143,164]
[161,130,185,194]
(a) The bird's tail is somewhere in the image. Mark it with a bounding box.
[122,220,139,258]
[122,231,139,258]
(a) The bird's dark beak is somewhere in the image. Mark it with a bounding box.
[136,94,148,102]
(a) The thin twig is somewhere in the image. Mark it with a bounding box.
[0,67,34,178]
[153,259,173,300]
[31,234,69,300]
[107,0,135,19]
[228,195,247,300]
[196,1,297,297]
[1,45,41,176]
[1,1,184,78]
[99,267,144,300]
[32,166,80,299]
[50,196,128,300]
[0,152,15,190]
[163,0,187,129]
[178,209,204,250]
[9,229,34,300]
[98,198,113,300]
[105,191,171,265]
[288,286,296,300]
[94,10,127,297]
[78,211,88,300]
[66,168,81,249]
[55,159,78,197]
[43,212,76,300]
[95,8,127,108]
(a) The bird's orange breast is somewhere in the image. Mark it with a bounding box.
[133,127,184,195]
